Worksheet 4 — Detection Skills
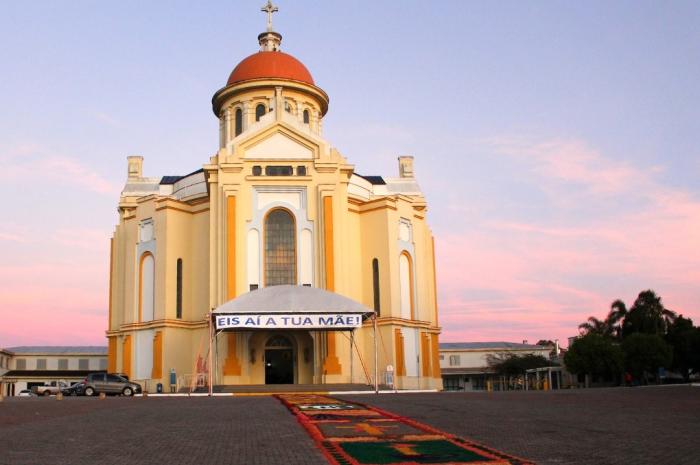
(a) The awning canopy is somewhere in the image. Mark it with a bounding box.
[212,285,374,331]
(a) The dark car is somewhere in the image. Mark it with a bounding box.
[82,373,142,397]
[61,382,84,396]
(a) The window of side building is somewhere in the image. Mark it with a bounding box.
[78,359,89,370]
[449,354,460,366]
[58,359,68,370]
[16,359,26,370]
[36,359,47,370]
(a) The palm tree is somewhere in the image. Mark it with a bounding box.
[607,299,628,340]
[622,290,677,337]
[578,316,614,338]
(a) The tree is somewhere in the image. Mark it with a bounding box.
[621,333,672,383]
[578,316,614,338]
[665,315,700,380]
[488,353,552,377]
[621,290,677,337]
[578,300,629,340]
[564,334,623,383]
[607,299,628,340]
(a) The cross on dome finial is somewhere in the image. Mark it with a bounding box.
[261,1,278,32]
[257,1,282,51]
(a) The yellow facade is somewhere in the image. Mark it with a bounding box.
[106,22,442,391]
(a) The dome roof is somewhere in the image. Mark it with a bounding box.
[227,51,315,86]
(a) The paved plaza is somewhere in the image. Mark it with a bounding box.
[1,386,698,465]
[341,386,700,465]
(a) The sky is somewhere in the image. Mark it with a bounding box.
[1,1,699,348]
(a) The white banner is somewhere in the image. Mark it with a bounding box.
[214,313,364,330]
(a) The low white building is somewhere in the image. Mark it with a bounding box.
[0,348,11,377]
[439,342,554,391]
[0,346,107,396]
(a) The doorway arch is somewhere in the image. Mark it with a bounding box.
[264,335,294,384]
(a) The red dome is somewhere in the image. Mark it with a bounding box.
[227,51,315,86]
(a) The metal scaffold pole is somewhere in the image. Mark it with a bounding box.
[208,311,214,397]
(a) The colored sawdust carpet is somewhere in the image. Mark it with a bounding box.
[276,394,535,465]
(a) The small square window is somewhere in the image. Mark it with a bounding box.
[36,359,47,370]
[99,359,108,370]
[449,355,460,366]
[252,166,262,176]
[16,359,26,370]
[297,166,307,176]
[58,359,68,370]
[250,284,259,291]
[78,359,89,370]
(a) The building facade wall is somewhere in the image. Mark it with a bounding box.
[440,345,554,391]
[107,53,442,391]
[0,350,107,396]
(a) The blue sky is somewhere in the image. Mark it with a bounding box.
[1,1,699,346]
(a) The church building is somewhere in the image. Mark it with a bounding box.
[106,3,442,391]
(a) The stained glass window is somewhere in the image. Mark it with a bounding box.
[265,209,296,286]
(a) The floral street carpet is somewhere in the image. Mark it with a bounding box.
[276,394,535,465]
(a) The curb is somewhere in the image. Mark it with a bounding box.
[138,389,440,397]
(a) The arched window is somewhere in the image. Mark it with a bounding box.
[256,104,266,122]
[139,252,155,322]
[399,252,414,320]
[266,335,293,348]
[303,109,310,124]
[372,258,381,317]
[235,108,243,136]
[264,209,296,286]
[176,258,183,319]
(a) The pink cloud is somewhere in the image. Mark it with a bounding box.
[485,137,647,195]
[0,143,119,195]
[436,137,700,347]
[0,225,111,346]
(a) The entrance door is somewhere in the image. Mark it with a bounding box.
[265,335,294,384]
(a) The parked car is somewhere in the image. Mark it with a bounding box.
[17,389,35,397]
[30,381,70,396]
[82,373,142,397]
[61,382,85,396]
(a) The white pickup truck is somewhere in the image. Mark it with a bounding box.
[30,381,70,396]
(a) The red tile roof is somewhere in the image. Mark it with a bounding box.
[227,51,314,86]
